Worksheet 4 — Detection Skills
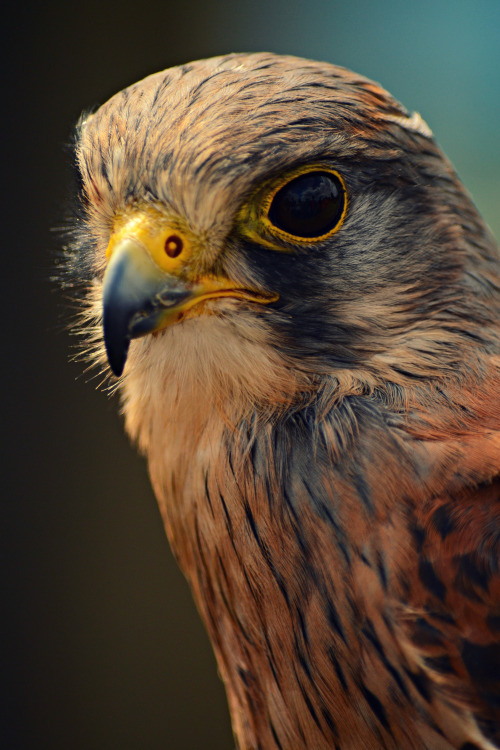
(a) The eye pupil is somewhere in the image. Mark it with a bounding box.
[268,171,345,239]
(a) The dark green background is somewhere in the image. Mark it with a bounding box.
[4,1,499,748]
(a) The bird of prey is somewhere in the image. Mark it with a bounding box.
[64,53,500,749]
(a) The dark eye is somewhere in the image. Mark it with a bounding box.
[267,170,346,239]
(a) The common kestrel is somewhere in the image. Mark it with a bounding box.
[64,53,500,749]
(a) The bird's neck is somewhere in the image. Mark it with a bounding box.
[121,329,500,749]
[151,414,387,749]
[122,360,452,748]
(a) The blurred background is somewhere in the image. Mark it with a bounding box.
[4,1,499,748]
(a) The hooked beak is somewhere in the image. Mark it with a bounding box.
[102,238,193,376]
[101,212,278,376]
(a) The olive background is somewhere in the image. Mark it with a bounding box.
[4,2,500,748]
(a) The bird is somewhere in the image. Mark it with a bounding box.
[63,52,500,749]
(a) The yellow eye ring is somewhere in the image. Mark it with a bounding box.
[237,165,348,250]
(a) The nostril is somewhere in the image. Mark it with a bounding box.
[164,234,183,258]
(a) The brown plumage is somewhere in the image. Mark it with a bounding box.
[64,53,500,749]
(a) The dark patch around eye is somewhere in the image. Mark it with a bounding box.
[268,171,345,239]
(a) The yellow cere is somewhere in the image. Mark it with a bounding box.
[106,206,193,275]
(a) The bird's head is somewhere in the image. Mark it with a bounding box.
[66,53,498,425]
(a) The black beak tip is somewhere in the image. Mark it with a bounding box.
[106,340,129,378]
[101,244,191,378]
[103,310,130,378]
[104,333,130,377]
